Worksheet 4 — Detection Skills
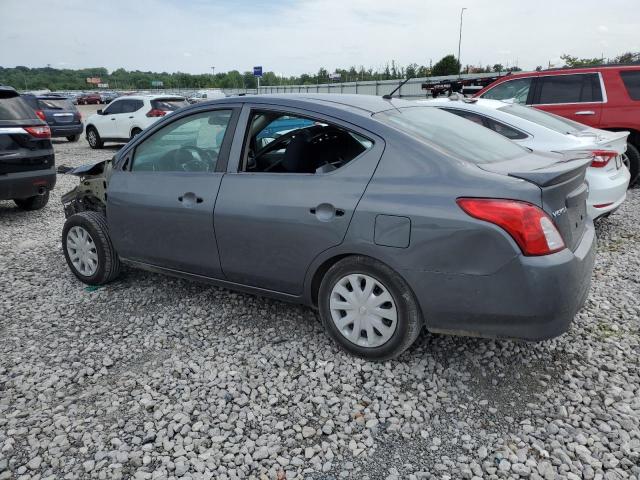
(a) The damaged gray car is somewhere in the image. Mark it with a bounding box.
[61,94,595,360]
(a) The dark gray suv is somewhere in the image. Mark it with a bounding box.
[0,87,55,210]
[60,94,596,360]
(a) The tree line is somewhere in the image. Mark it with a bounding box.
[1,52,637,92]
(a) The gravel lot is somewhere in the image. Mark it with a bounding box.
[1,117,639,479]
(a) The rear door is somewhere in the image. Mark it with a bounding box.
[213,105,384,295]
[107,106,239,277]
[115,99,144,139]
[531,73,604,126]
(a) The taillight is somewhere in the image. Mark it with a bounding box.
[35,110,46,121]
[75,111,82,121]
[456,198,565,256]
[23,125,51,139]
[146,109,167,117]
[590,150,616,168]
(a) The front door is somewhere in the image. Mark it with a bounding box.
[107,107,237,277]
[214,107,384,294]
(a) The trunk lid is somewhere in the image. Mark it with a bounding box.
[479,151,591,252]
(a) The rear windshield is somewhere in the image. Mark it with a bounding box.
[151,98,189,111]
[497,104,588,134]
[374,106,527,164]
[0,96,39,121]
[620,71,640,101]
[38,98,75,110]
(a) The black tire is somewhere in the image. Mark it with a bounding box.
[62,211,121,285]
[318,256,422,361]
[130,128,142,140]
[86,126,103,149]
[625,142,639,187]
[67,134,80,142]
[14,191,49,211]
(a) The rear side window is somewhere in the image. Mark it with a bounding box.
[620,71,640,100]
[0,96,38,121]
[498,104,588,134]
[536,73,602,104]
[442,108,528,140]
[481,78,532,104]
[151,98,189,111]
[375,107,527,164]
[121,100,144,113]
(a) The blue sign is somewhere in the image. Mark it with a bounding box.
[253,66,263,77]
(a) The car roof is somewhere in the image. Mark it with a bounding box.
[492,64,640,80]
[209,93,416,116]
[115,94,185,100]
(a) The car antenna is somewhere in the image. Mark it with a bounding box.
[382,77,412,100]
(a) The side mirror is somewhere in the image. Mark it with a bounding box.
[97,109,103,115]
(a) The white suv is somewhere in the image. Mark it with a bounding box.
[85,95,188,148]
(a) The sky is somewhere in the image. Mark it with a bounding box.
[1,0,639,76]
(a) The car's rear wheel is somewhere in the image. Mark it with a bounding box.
[62,211,121,285]
[318,256,422,360]
[624,142,639,187]
[86,127,103,149]
[14,191,49,211]
[67,134,80,142]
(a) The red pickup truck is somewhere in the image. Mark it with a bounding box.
[476,65,640,185]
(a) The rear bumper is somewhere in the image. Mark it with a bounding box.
[402,222,596,341]
[0,167,56,200]
[586,166,630,219]
[50,124,84,137]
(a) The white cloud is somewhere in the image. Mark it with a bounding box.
[597,25,609,32]
[183,53,192,57]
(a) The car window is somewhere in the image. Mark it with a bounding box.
[442,108,528,140]
[375,106,528,164]
[131,109,233,172]
[103,101,122,115]
[0,96,39,121]
[242,111,373,174]
[497,104,588,134]
[38,98,74,110]
[481,78,532,104]
[620,71,640,101]
[536,73,602,104]
[151,98,189,112]
[119,100,143,114]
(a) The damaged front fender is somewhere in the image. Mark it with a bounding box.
[59,159,113,218]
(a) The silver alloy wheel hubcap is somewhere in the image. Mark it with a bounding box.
[66,226,99,276]
[88,131,96,145]
[329,273,398,348]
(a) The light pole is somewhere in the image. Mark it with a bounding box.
[457,7,467,77]
[211,66,215,87]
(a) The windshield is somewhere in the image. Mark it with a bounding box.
[375,106,527,164]
[151,98,189,111]
[497,104,589,134]
[0,96,39,121]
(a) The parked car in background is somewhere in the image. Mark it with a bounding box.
[476,64,640,186]
[421,96,631,218]
[76,93,102,105]
[0,86,55,210]
[100,91,120,104]
[22,94,83,142]
[84,95,188,148]
[187,89,226,103]
[61,94,595,360]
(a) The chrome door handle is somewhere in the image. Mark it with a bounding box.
[178,192,203,205]
[128,116,134,119]
[575,110,595,115]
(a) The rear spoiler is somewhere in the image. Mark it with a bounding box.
[480,156,592,187]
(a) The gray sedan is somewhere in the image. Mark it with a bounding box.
[61,94,596,360]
